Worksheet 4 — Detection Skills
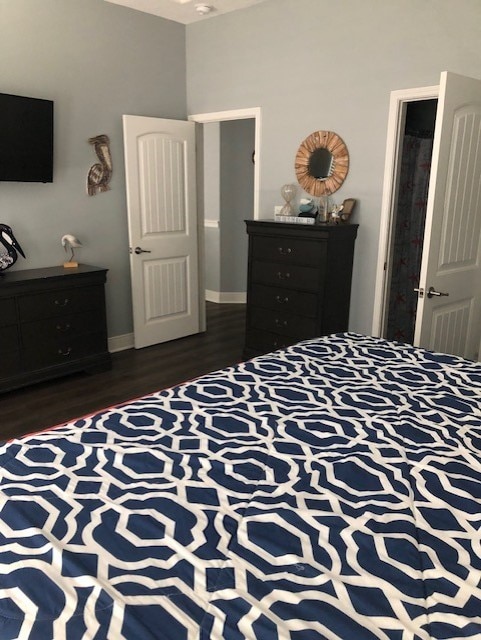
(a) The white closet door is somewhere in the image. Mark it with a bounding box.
[414,72,481,360]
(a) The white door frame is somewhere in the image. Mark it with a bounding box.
[372,86,438,337]
[188,107,261,330]
[188,107,262,220]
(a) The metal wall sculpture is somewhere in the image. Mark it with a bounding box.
[87,134,112,196]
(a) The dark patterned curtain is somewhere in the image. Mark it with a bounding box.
[386,133,433,344]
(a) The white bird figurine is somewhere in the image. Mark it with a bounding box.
[61,234,82,268]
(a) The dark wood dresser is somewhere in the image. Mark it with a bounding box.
[0,265,111,393]
[244,220,358,358]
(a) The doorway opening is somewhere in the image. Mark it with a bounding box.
[384,99,437,344]
[372,86,439,340]
[201,119,255,304]
[189,107,261,332]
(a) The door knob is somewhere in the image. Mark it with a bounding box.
[414,286,449,299]
[427,286,449,299]
[134,246,152,255]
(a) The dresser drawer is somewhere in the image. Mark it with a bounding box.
[0,298,17,327]
[245,328,298,354]
[249,306,317,339]
[21,309,105,350]
[23,332,107,370]
[251,260,322,291]
[249,284,318,317]
[251,236,323,266]
[18,285,105,321]
[0,265,110,394]
[0,351,22,380]
[0,324,20,354]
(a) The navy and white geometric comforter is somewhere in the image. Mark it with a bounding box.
[0,333,480,639]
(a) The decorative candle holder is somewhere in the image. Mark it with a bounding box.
[317,195,330,223]
[279,184,297,216]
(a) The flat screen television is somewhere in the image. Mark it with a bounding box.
[0,92,54,183]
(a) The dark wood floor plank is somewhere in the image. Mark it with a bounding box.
[1,303,246,440]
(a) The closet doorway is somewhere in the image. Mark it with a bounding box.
[373,72,481,361]
[384,99,437,344]
[373,85,439,345]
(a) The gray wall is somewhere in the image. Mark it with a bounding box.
[0,0,186,337]
[220,119,255,293]
[5,0,481,341]
[186,0,481,335]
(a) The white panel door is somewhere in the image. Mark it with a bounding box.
[414,72,481,360]
[123,115,199,349]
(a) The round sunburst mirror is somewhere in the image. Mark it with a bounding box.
[295,130,349,196]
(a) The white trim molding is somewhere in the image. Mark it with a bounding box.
[205,290,247,304]
[189,107,262,220]
[204,219,220,228]
[108,333,134,353]
[108,293,246,352]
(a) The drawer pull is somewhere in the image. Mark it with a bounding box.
[56,323,71,332]
[278,247,292,255]
[277,272,291,280]
[275,295,289,304]
[58,347,72,357]
[275,318,288,327]
[55,298,70,307]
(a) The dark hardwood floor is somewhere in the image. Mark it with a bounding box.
[2,302,246,441]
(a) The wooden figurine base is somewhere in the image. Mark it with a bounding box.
[63,261,79,269]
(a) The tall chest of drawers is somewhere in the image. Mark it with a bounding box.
[244,220,358,358]
[0,265,111,393]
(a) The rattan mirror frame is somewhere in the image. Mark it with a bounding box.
[295,130,349,196]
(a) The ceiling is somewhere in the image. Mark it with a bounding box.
[104,0,268,24]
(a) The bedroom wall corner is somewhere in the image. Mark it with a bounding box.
[0,0,187,340]
[186,0,481,336]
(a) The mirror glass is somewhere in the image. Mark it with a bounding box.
[308,147,333,179]
[295,130,349,196]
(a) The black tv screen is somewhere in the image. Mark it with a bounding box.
[0,92,53,183]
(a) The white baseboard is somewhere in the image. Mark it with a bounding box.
[204,219,220,228]
[108,332,134,353]
[205,290,246,304]
[108,293,245,351]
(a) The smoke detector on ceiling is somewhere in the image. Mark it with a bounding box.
[195,3,214,15]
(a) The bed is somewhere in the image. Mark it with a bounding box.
[1,333,480,639]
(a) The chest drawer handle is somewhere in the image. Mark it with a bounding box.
[275,295,289,304]
[278,247,292,255]
[55,298,70,307]
[277,271,291,280]
[275,318,288,327]
[58,347,72,357]
[56,323,71,332]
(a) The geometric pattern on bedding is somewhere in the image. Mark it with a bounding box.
[0,333,480,639]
